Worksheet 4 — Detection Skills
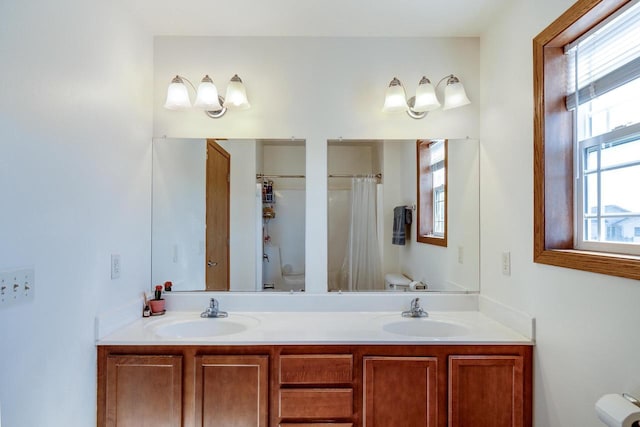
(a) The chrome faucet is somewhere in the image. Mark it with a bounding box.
[402,297,428,318]
[201,298,228,318]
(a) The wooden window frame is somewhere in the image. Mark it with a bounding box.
[417,139,448,247]
[533,0,640,280]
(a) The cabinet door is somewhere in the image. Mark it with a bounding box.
[363,356,438,427]
[105,355,183,427]
[448,356,524,427]
[195,355,269,427]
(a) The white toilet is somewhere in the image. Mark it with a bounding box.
[281,263,305,290]
[263,245,305,291]
[384,273,411,291]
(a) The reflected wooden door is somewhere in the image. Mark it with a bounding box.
[206,139,230,291]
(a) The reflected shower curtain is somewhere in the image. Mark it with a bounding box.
[340,177,382,291]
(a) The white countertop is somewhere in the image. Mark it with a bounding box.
[97,310,533,346]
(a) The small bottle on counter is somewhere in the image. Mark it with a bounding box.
[142,292,151,317]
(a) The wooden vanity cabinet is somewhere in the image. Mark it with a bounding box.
[195,355,269,427]
[448,355,525,427]
[98,346,270,427]
[97,345,532,427]
[363,356,438,427]
[103,354,183,427]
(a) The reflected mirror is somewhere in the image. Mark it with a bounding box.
[327,139,479,292]
[152,138,306,292]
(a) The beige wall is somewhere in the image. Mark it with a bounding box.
[0,0,153,425]
[480,0,640,425]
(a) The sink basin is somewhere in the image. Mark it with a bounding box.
[382,318,470,338]
[153,316,258,338]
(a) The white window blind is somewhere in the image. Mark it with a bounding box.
[566,0,640,109]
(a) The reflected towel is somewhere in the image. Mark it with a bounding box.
[392,206,411,245]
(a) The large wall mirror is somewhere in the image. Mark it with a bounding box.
[327,139,479,292]
[153,137,479,293]
[152,138,306,292]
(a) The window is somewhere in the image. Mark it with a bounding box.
[569,1,640,255]
[534,0,640,280]
[417,139,447,247]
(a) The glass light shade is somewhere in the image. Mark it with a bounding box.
[382,78,408,112]
[412,77,441,112]
[223,74,250,110]
[164,76,192,110]
[443,76,471,110]
[194,75,223,111]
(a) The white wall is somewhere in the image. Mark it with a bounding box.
[152,138,206,290]
[154,36,480,292]
[380,141,408,278]
[389,139,480,291]
[152,138,258,291]
[480,0,640,425]
[261,143,306,279]
[268,189,306,275]
[0,0,152,426]
[220,140,258,291]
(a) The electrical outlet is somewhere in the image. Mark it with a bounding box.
[501,252,511,276]
[111,254,121,280]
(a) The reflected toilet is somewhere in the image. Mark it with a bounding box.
[384,273,411,291]
[263,245,305,291]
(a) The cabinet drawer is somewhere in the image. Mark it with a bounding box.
[280,424,353,427]
[280,355,353,384]
[279,389,353,418]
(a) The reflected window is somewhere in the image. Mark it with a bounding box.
[417,139,447,247]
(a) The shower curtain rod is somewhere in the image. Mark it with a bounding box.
[256,173,382,179]
[256,174,306,179]
[328,173,382,179]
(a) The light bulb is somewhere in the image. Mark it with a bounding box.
[223,74,250,110]
[443,75,471,110]
[382,78,408,112]
[413,76,441,112]
[164,76,192,110]
[194,75,223,111]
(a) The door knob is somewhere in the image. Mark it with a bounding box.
[207,261,218,267]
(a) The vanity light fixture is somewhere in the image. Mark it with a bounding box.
[382,74,471,119]
[164,74,250,119]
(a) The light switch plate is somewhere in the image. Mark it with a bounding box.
[111,254,121,280]
[0,267,35,308]
[501,252,511,276]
